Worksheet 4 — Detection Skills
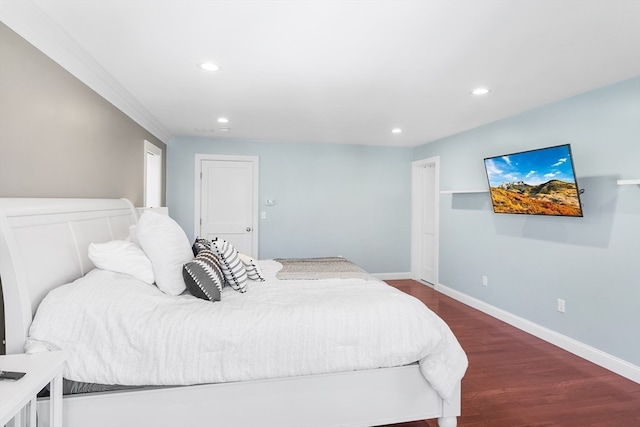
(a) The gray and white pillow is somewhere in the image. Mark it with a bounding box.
[183,250,224,302]
[210,238,248,292]
[239,253,265,282]
[192,237,210,256]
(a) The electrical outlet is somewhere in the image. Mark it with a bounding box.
[557,298,566,313]
[482,275,488,286]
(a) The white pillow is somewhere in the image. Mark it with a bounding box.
[88,240,155,284]
[136,210,193,295]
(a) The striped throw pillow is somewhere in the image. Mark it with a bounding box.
[210,238,248,292]
[183,250,224,302]
[239,253,265,281]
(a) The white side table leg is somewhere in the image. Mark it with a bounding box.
[49,370,63,427]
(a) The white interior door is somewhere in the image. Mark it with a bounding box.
[196,155,259,257]
[411,157,439,286]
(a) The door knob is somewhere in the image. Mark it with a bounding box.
[246,227,252,232]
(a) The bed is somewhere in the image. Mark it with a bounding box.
[0,197,467,427]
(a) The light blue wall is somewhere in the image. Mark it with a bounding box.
[166,77,639,366]
[414,76,640,366]
[166,139,413,273]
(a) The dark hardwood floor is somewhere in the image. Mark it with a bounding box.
[383,279,640,427]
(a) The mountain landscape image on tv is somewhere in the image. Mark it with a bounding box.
[484,144,583,217]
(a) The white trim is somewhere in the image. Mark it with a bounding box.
[194,154,260,257]
[0,1,171,143]
[372,272,412,281]
[411,157,440,283]
[435,282,640,383]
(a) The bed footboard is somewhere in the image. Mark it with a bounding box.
[36,364,460,427]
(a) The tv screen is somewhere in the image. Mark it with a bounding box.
[484,144,583,217]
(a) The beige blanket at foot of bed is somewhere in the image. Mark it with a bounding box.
[274,257,374,280]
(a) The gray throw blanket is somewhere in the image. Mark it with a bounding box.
[273,257,374,280]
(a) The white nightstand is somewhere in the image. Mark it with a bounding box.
[0,351,66,427]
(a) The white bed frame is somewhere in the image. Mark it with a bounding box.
[0,198,461,427]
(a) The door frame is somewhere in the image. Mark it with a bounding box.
[194,154,260,257]
[410,156,440,286]
[143,140,163,208]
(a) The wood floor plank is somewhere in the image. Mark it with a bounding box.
[383,279,640,427]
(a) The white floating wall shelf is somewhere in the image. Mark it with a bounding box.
[617,179,640,185]
[440,189,489,194]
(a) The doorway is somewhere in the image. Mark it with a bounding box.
[194,154,259,257]
[411,157,439,286]
[144,140,163,208]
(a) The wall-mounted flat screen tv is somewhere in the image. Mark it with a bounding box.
[484,144,583,217]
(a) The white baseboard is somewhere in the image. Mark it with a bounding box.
[435,282,640,384]
[373,272,412,280]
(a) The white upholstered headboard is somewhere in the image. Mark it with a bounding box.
[0,198,138,354]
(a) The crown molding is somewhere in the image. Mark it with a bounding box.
[0,0,172,143]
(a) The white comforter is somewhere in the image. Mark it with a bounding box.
[26,261,467,401]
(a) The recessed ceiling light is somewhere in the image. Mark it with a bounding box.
[471,87,490,95]
[219,128,231,132]
[217,117,229,123]
[391,128,403,134]
[199,62,220,72]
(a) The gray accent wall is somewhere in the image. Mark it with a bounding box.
[0,23,166,354]
[414,76,640,366]
[0,23,166,205]
[166,138,413,274]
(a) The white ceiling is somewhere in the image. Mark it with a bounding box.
[2,0,639,147]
